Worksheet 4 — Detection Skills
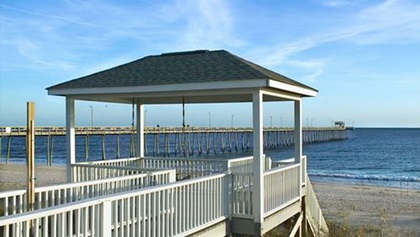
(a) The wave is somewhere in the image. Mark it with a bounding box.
[308,172,420,183]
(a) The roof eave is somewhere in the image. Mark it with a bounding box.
[267,79,317,97]
[47,79,268,96]
[48,78,316,98]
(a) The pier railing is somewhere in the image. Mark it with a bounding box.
[0,173,229,237]
[0,169,176,217]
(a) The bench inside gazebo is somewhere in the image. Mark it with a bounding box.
[0,50,328,237]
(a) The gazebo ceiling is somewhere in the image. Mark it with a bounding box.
[47,50,317,104]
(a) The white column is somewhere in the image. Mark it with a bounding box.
[66,97,76,182]
[252,90,264,232]
[294,99,302,163]
[294,99,303,198]
[136,101,145,157]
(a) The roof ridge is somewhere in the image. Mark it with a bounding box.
[160,50,210,56]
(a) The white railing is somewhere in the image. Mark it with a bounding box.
[264,163,301,217]
[231,161,302,219]
[142,156,254,179]
[0,155,311,236]
[271,156,307,187]
[271,157,294,168]
[305,175,329,236]
[78,157,140,167]
[0,173,229,237]
[301,155,307,186]
[141,157,227,179]
[71,164,166,182]
[232,172,253,218]
[83,156,255,179]
[0,190,26,217]
[0,170,175,217]
[227,156,254,173]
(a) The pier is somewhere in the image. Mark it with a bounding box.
[1,50,330,236]
[0,126,349,163]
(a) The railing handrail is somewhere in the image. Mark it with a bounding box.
[76,156,140,165]
[0,189,26,197]
[0,172,229,226]
[70,163,162,172]
[263,163,300,176]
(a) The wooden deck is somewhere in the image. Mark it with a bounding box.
[0,156,328,237]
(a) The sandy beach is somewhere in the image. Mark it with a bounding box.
[313,182,420,236]
[0,164,67,191]
[1,164,419,235]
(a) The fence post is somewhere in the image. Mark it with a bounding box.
[101,200,112,237]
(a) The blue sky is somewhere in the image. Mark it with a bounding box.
[1,0,419,127]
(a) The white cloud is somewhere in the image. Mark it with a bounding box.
[0,0,245,72]
[286,60,327,82]
[247,0,420,82]
[157,0,244,50]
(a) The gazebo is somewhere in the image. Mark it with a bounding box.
[46,50,324,236]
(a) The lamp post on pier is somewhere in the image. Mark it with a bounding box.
[89,106,94,131]
[270,115,273,128]
[208,112,212,128]
[145,109,148,128]
[231,114,234,127]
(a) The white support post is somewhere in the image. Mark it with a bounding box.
[252,90,264,234]
[66,97,76,183]
[294,100,303,198]
[294,100,302,163]
[136,101,145,157]
[101,200,112,237]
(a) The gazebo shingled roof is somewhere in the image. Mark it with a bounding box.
[47,50,317,103]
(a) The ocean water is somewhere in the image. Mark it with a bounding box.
[1,128,419,189]
[266,128,420,189]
